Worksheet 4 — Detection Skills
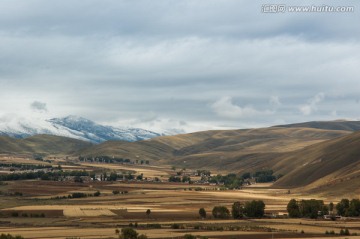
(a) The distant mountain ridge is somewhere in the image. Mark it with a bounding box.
[0,115,161,143]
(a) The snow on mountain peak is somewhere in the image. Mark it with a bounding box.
[0,115,161,143]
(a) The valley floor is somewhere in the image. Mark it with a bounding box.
[0,160,359,239]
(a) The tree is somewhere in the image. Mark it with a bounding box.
[120,228,138,239]
[299,199,326,219]
[336,199,350,216]
[232,202,244,219]
[212,206,230,219]
[348,199,360,217]
[199,208,206,219]
[146,209,151,218]
[329,202,334,213]
[287,199,300,218]
[244,200,265,218]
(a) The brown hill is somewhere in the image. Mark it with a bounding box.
[0,134,92,155]
[276,120,360,132]
[273,131,360,196]
[78,127,350,173]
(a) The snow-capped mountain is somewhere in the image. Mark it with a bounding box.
[0,115,161,143]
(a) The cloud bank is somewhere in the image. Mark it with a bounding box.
[0,0,359,132]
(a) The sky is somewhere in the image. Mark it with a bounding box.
[0,0,360,133]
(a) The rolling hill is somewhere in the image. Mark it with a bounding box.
[273,131,360,196]
[78,125,351,173]
[2,119,360,195]
[0,134,92,155]
[276,120,360,132]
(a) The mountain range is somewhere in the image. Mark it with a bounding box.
[0,115,161,143]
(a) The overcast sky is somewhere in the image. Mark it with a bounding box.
[1,0,360,133]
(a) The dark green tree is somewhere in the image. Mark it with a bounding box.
[348,199,360,217]
[146,209,151,218]
[231,201,244,219]
[212,206,230,219]
[199,208,206,219]
[287,199,301,218]
[244,200,265,218]
[336,199,350,216]
[329,202,334,213]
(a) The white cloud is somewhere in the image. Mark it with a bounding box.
[299,93,325,115]
[211,96,273,119]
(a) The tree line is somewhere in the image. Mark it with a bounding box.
[199,200,266,219]
[287,198,360,218]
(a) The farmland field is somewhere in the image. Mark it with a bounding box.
[0,156,359,239]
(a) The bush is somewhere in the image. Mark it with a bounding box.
[11,212,18,217]
[0,234,24,239]
[183,234,196,239]
[94,191,101,197]
[171,224,180,229]
[71,192,87,198]
[146,223,161,229]
[340,229,350,235]
[113,190,120,195]
[121,228,138,239]
[137,234,148,239]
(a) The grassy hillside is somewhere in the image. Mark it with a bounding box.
[276,120,360,131]
[273,131,360,196]
[0,134,92,155]
[79,126,350,173]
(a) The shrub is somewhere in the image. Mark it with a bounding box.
[146,223,161,229]
[0,234,24,239]
[11,212,18,217]
[171,224,180,229]
[183,234,196,239]
[137,234,148,239]
[121,228,138,239]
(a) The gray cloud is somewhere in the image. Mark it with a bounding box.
[30,101,48,112]
[0,0,359,132]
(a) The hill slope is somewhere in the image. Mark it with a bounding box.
[273,131,360,195]
[276,120,360,132]
[0,134,92,155]
[78,126,350,172]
